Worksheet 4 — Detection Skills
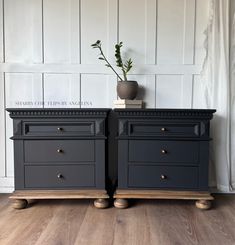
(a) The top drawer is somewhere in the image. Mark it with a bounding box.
[128,121,200,138]
[23,121,95,137]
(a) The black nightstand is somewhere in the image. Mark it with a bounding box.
[7,108,110,209]
[113,109,216,209]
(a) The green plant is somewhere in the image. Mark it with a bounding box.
[91,40,133,82]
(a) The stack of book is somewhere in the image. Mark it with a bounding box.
[113,99,143,109]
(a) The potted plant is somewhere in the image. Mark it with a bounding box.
[91,40,138,100]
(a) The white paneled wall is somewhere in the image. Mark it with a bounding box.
[44,0,80,63]
[4,0,43,63]
[0,0,3,62]
[0,0,209,192]
[44,73,80,107]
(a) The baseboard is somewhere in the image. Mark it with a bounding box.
[210,185,235,194]
[232,182,235,190]
[0,177,14,193]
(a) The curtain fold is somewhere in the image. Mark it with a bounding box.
[200,0,234,191]
[231,7,235,190]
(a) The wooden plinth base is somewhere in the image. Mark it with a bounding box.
[10,190,109,209]
[114,190,214,210]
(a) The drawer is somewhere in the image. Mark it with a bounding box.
[24,121,95,136]
[128,165,198,189]
[24,165,95,188]
[129,140,199,164]
[128,121,199,137]
[24,140,95,163]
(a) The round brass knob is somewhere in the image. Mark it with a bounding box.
[57,127,63,131]
[161,127,166,132]
[161,149,167,154]
[57,149,63,153]
[57,174,63,179]
[161,175,167,180]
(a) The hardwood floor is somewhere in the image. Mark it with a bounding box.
[0,194,234,245]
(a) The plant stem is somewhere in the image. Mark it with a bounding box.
[99,48,124,81]
[122,69,127,81]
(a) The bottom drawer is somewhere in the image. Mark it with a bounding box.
[128,165,198,189]
[24,165,95,188]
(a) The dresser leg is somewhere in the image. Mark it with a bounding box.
[27,199,37,205]
[94,198,109,209]
[114,198,129,209]
[195,200,212,210]
[12,199,28,209]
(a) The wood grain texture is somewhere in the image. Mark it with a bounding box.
[9,190,109,199]
[0,194,234,245]
[114,190,214,200]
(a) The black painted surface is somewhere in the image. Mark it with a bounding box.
[129,121,200,137]
[128,165,198,189]
[7,108,110,191]
[24,140,95,163]
[7,108,216,192]
[114,109,216,191]
[24,165,95,188]
[24,121,95,136]
[128,140,199,164]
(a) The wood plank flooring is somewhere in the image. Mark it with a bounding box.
[0,194,234,245]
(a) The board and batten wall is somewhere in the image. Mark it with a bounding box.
[0,0,209,192]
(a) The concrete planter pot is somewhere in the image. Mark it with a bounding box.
[117,81,138,100]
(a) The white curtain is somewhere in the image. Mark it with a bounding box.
[199,0,235,192]
[231,3,235,190]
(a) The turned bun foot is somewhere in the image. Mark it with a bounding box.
[195,200,211,210]
[12,199,28,209]
[114,198,129,209]
[94,198,109,209]
[27,199,37,205]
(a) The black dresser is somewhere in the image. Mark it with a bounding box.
[113,109,216,209]
[7,108,110,209]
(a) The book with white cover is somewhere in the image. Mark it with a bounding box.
[113,100,143,108]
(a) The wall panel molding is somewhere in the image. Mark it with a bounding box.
[157,0,185,64]
[44,73,81,108]
[146,0,157,64]
[181,74,193,108]
[0,63,202,75]
[107,0,118,63]
[183,0,196,64]
[81,0,109,64]
[0,0,4,62]
[119,0,156,65]
[81,74,117,108]
[0,73,5,177]
[70,0,81,64]
[4,0,42,63]
[156,75,184,108]
[0,0,209,191]
[44,0,80,63]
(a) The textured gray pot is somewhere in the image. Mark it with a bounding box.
[117,81,138,100]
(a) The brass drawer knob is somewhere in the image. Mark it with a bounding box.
[57,173,63,179]
[161,175,167,180]
[161,127,166,132]
[57,149,63,153]
[161,149,167,154]
[57,127,63,131]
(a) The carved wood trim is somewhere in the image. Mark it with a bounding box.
[6,109,110,118]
